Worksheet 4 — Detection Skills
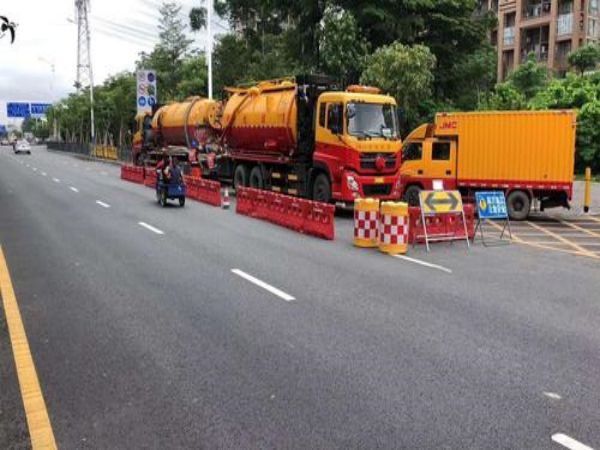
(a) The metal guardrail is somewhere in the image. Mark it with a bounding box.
[46,141,133,163]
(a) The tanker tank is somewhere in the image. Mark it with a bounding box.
[220,80,298,156]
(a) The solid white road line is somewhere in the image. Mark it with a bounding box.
[552,433,594,450]
[52,177,60,183]
[392,255,452,274]
[69,186,79,193]
[95,200,110,208]
[231,269,295,302]
[138,221,164,235]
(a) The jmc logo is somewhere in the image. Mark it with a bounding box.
[439,121,458,130]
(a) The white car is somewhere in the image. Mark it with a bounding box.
[14,140,31,154]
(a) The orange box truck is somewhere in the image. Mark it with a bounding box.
[399,110,576,219]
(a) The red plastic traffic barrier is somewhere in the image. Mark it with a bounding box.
[180,176,222,207]
[235,187,335,240]
[120,164,144,184]
[144,167,157,187]
[408,205,475,244]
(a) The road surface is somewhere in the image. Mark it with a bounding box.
[1,145,599,449]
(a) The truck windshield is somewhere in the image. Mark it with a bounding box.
[347,103,399,139]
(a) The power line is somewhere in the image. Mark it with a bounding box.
[92,15,157,40]
[91,24,156,48]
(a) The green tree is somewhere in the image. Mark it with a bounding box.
[484,82,527,110]
[576,100,600,171]
[189,6,207,31]
[506,52,549,99]
[175,53,208,99]
[137,2,194,101]
[568,44,600,75]
[318,6,368,84]
[360,42,436,132]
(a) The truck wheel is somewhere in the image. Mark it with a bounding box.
[233,165,248,189]
[312,173,331,203]
[179,196,185,207]
[507,190,530,221]
[403,185,422,207]
[249,166,264,189]
[160,189,167,207]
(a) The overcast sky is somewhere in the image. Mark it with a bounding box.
[0,0,226,125]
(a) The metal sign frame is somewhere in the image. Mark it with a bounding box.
[418,190,470,252]
[474,191,512,247]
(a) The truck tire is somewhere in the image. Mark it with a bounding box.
[160,189,168,207]
[507,190,530,221]
[312,173,331,203]
[233,164,248,189]
[249,166,264,189]
[179,196,185,207]
[403,185,422,207]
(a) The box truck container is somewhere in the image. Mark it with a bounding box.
[399,110,576,219]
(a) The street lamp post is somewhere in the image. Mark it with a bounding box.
[207,0,213,99]
[38,57,57,139]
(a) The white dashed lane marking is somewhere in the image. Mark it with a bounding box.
[231,269,296,302]
[138,221,164,235]
[95,201,110,208]
[52,178,60,183]
[69,186,79,193]
[552,433,594,450]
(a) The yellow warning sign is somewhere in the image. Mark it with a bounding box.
[420,190,463,215]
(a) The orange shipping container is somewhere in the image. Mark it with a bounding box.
[400,110,576,219]
[434,110,576,186]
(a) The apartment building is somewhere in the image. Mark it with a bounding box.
[480,0,600,80]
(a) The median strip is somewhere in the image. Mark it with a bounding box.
[138,221,164,235]
[231,269,295,301]
[0,245,57,449]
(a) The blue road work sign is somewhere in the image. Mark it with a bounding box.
[476,191,508,219]
[7,102,30,118]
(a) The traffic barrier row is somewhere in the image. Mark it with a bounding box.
[144,167,157,188]
[182,175,222,207]
[407,204,475,244]
[236,187,335,240]
[120,164,144,184]
[94,145,118,160]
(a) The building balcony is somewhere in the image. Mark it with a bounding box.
[522,1,552,20]
[557,13,574,36]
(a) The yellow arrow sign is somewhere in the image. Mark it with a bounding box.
[420,190,463,214]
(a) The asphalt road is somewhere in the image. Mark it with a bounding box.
[1,145,600,449]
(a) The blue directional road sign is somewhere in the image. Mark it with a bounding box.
[475,191,508,219]
[30,103,51,117]
[7,102,31,118]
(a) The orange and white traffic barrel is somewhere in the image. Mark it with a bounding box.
[378,201,409,255]
[354,198,380,247]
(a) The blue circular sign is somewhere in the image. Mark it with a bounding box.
[148,96,156,107]
[147,72,155,83]
[138,96,146,107]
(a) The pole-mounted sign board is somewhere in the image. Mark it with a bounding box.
[136,70,157,114]
[7,102,30,118]
[474,191,512,246]
[420,190,463,215]
[418,189,469,251]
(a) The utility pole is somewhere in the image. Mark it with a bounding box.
[74,0,95,147]
[38,57,57,139]
[207,0,213,99]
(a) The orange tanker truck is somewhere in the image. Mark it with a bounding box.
[134,75,403,204]
[399,110,576,220]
